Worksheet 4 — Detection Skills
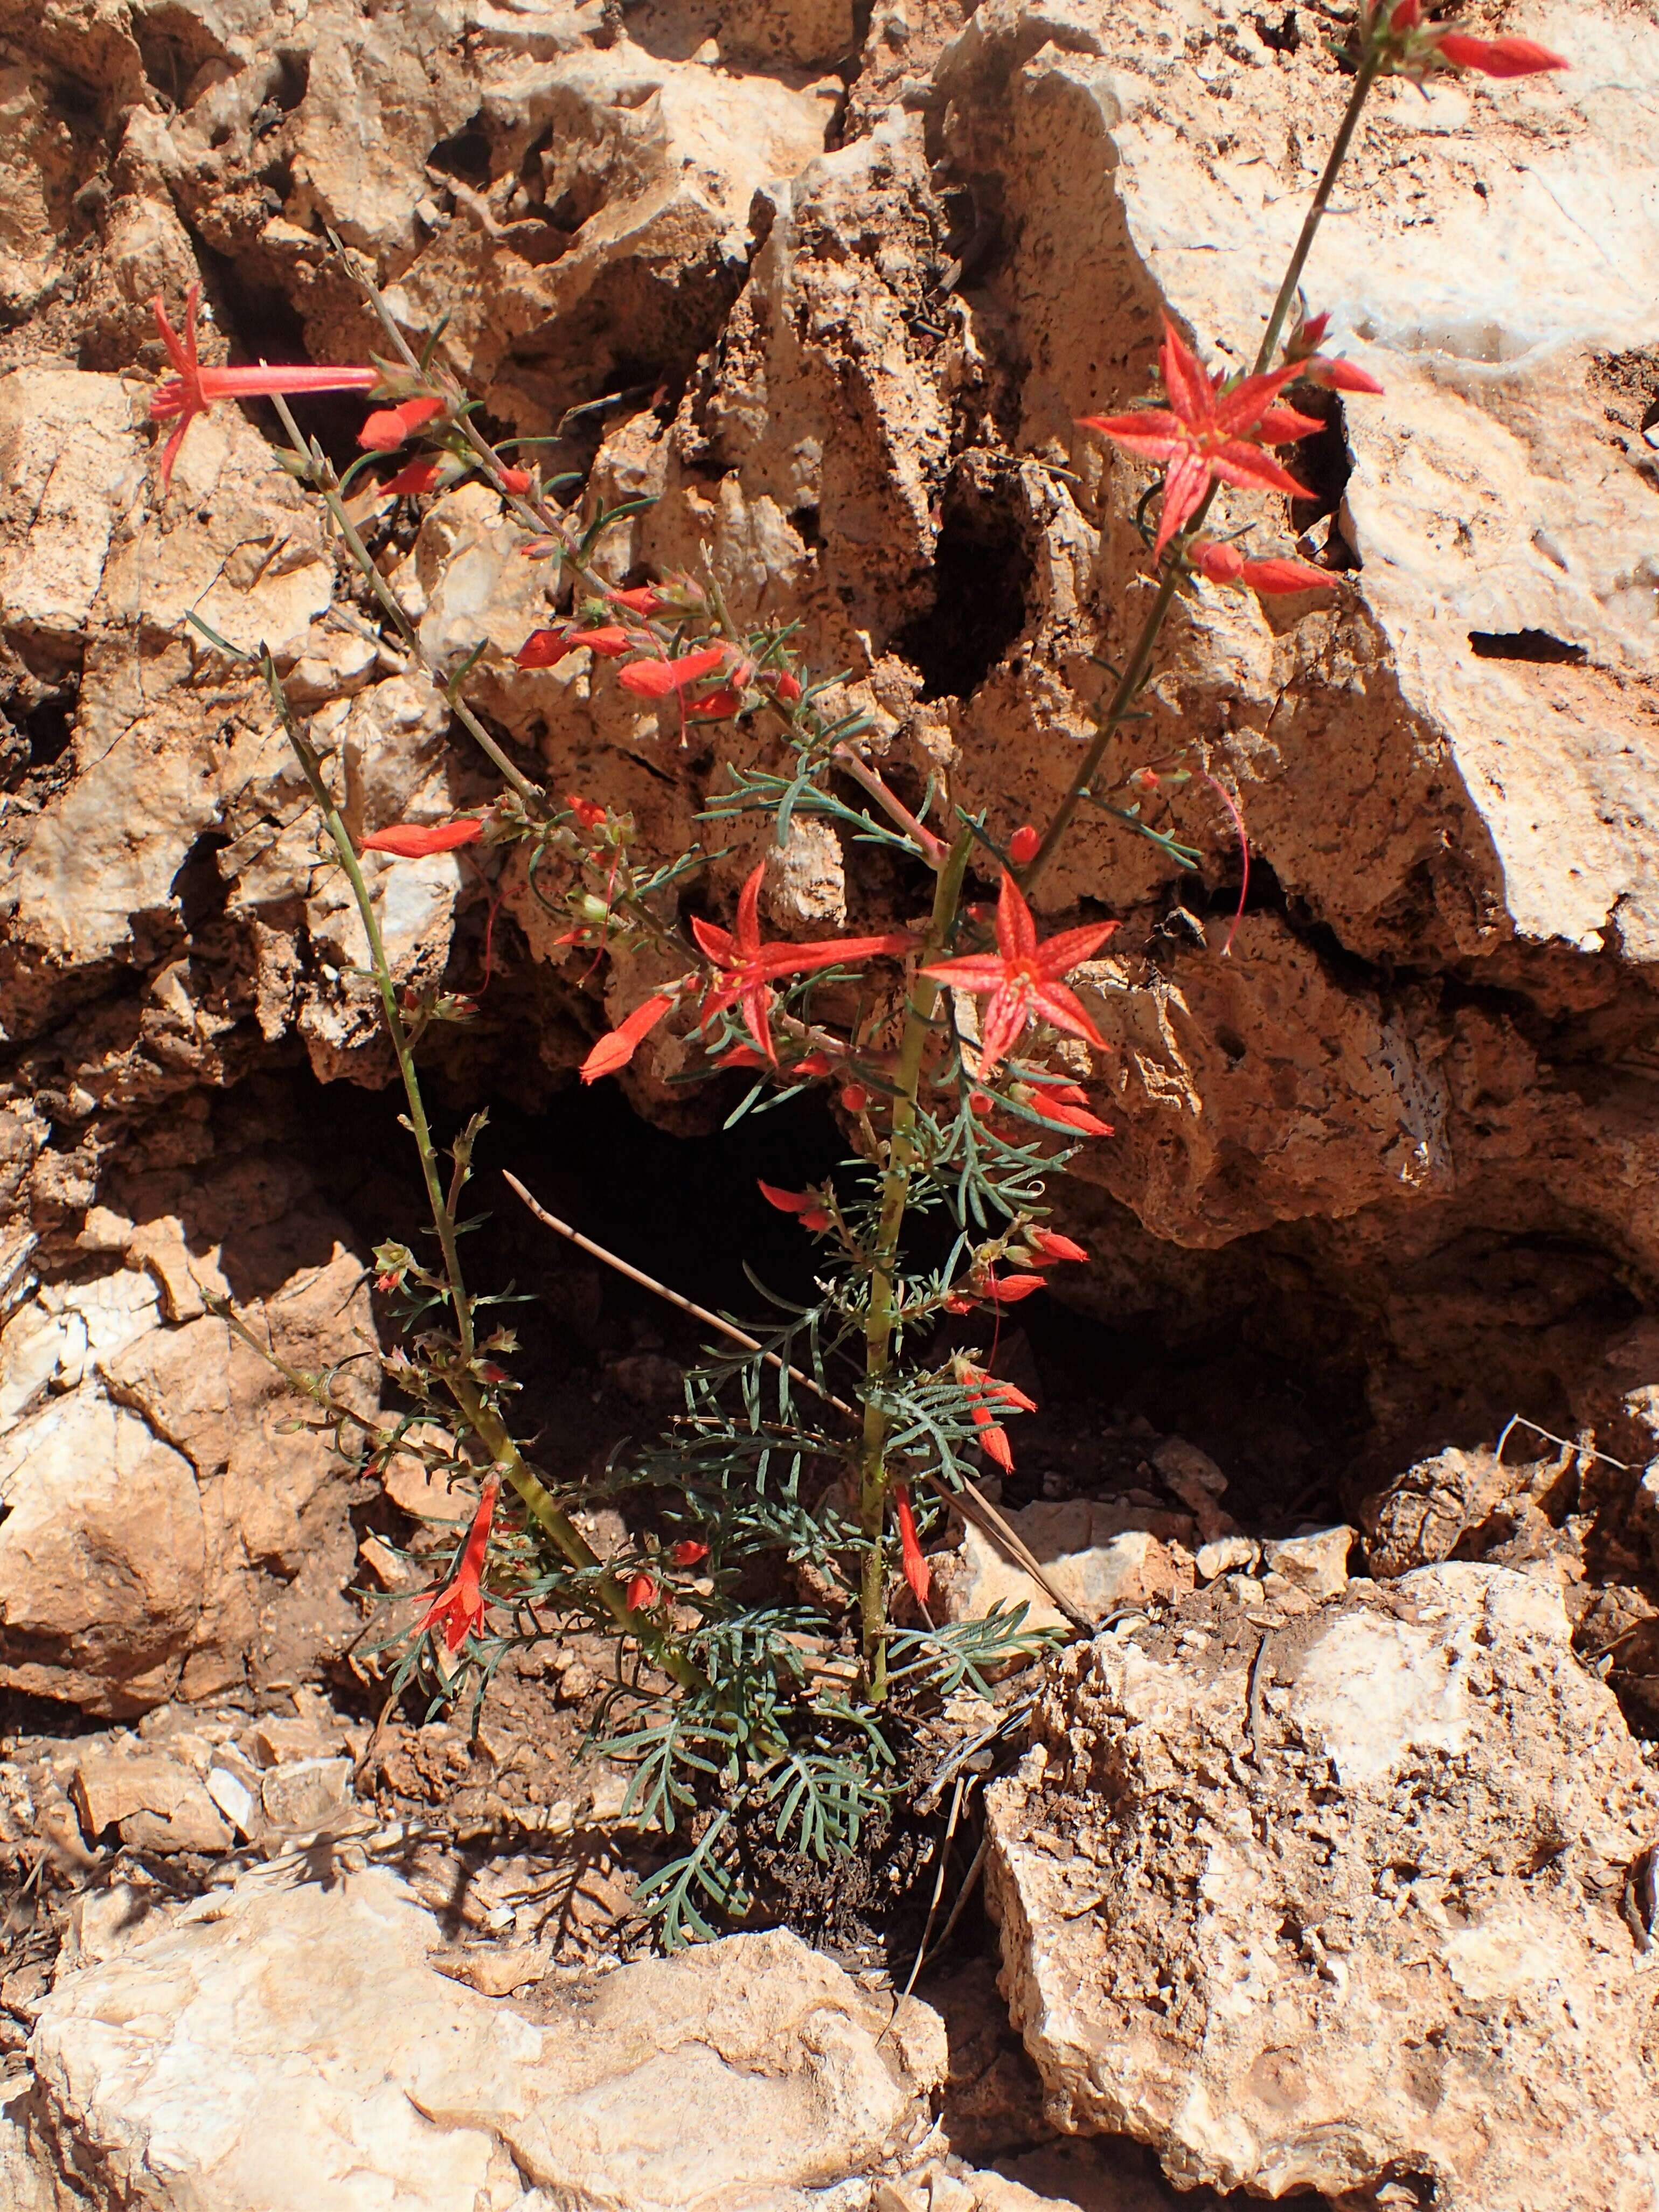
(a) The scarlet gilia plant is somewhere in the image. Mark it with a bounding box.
[142,10,1567,1941]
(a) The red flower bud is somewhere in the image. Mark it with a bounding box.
[516,627,572,669]
[565,794,606,830]
[840,1082,871,1112]
[625,1571,658,1612]
[1028,1227,1089,1267]
[358,395,447,451]
[1434,29,1567,76]
[773,672,802,702]
[359,818,484,858]
[670,1539,709,1567]
[758,1181,831,1233]
[616,646,729,698]
[498,466,532,494]
[1008,824,1040,864]
[382,456,446,498]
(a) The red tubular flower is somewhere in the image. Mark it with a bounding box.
[670,1539,709,1567]
[684,684,745,721]
[1007,825,1040,865]
[923,872,1116,1081]
[516,627,572,669]
[580,990,680,1084]
[1301,354,1385,395]
[1027,1095,1115,1138]
[359,818,484,858]
[358,395,447,451]
[625,1571,659,1612]
[758,1181,832,1233]
[1028,1228,1089,1266]
[1078,318,1322,555]
[574,625,631,658]
[497,465,532,494]
[1240,555,1337,595]
[772,672,803,703]
[717,1041,769,1069]
[956,1359,1039,1473]
[1192,540,1335,596]
[608,586,667,614]
[617,646,729,699]
[416,1474,499,1653]
[565,794,606,830]
[982,1272,1046,1305]
[794,1052,834,1077]
[1434,30,1568,76]
[893,1487,930,1607]
[690,862,915,1060]
[148,286,380,493]
[382,456,448,498]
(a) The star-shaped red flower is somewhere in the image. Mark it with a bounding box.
[415,1474,499,1653]
[690,862,914,1060]
[148,285,379,494]
[1079,318,1322,556]
[923,872,1116,1081]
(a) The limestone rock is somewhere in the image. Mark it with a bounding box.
[0,1392,204,1715]
[71,1752,231,1853]
[0,1152,374,1712]
[1261,1524,1353,1603]
[936,1501,1194,1640]
[986,1564,1659,2209]
[27,1867,948,2209]
[1360,1445,1517,1577]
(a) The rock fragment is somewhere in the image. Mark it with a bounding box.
[986,1563,1659,2209]
[28,1870,948,2210]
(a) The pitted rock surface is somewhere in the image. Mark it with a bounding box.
[985,1562,1659,2210]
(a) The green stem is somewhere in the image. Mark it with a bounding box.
[262,657,703,1692]
[1023,48,1381,896]
[857,831,975,1696]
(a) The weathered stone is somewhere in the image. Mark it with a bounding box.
[28,1869,948,2209]
[1262,1524,1352,1602]
[259,1757,353,1833]
[72,1753,231,1853]
[936,1502,1194,1640]
[0,1393,204,1715]
[987,1564,1659,2209]
[1360,1445,1516,1577]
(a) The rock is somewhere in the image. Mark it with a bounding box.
[0,2078,59,2212]
[1192,1535,1258,1584]
[27,1868,948,2209]
[1262,1524,1353,1602]
[251,1713,348,1768]
[203,1765,260,1841]
[71,1752,232,1854]
[936,1502,1194,1640]
[1149,1440,1231,1542]
[0,1153,376,1713]
[259,1756,353,1833]
[1360,1445,1518,1577]
[987,1564,1659,2209]
[0,1393,204,1715]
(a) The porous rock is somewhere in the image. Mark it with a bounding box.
[0,1152,375,1711]
[26,1866,948,2210]
[985,1563,1659,2210]
[935,1501,1195,1640]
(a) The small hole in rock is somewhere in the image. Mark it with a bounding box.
[1468,629,1587,666]
[894,484,1032,702]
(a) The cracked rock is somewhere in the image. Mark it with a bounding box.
[985,1563,1659,2210]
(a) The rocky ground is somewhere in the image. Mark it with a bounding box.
[3,0,1659,2203]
